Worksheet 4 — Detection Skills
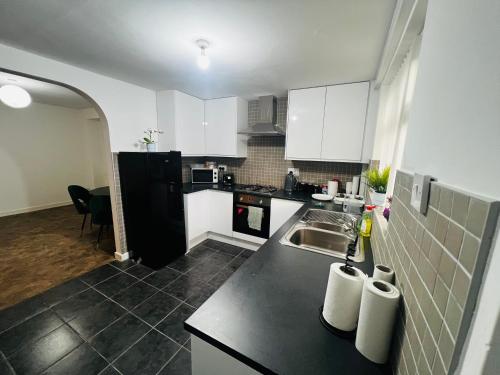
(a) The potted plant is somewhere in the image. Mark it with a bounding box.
[365,166,390,206]
[141,128,163,152]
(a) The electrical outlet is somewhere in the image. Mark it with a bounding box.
[411,174,433,214]
[287,168,299,177]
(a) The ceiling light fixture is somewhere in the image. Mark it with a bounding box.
[0,85,31,108]
[196,39,210,70]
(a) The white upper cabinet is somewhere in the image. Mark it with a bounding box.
[157,90,247,157]
[205,97,248,157]
[321,82,369,161]
[285,82,370,162]
[285,87,326,160]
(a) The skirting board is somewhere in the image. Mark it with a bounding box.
[188,232,260,252]
[0,201,73,217]
[114,251,130,261]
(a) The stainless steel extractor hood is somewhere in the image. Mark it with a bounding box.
[238,95,285,136]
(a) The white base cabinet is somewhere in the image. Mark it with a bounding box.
[270,199,304,236]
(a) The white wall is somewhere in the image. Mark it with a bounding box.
[0,102,111,216]
[399,0,500,373]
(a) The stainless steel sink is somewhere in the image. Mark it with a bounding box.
[280,209,364,262]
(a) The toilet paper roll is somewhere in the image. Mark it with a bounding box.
[322,263,367,331]
[373,264,395,284]
[345,182,353,195]
[327,181,338,197]
[352,176,360,196]
[355,278,400,364]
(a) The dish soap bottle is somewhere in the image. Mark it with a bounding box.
[359,205,376,237]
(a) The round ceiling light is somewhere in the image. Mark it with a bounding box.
[196,39,210,70]
[0,85,32,108]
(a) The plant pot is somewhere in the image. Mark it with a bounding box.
[146,143,157,152]
[370,191,386,207]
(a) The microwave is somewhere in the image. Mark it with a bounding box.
[192,168,218,184]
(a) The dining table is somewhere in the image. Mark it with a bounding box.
[90,186,110,197]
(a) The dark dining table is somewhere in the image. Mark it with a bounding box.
[90,186,110,196]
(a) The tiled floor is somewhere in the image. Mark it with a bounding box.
[0,239,253,375]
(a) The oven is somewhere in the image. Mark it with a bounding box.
[233,192,271,239]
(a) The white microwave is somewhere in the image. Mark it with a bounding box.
[192,168,218,183]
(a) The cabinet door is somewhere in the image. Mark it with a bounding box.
[184,191,209,246]
[205,97,237,156]
[209,191,233,237]
[286,87,326,160]
[175,91,205,155]
[321,82,369,161]
[270,199,304,236]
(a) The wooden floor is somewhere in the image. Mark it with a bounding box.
[0,205,115,310]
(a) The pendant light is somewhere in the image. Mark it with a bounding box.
[0,84,32,108]
[196,39,210,70]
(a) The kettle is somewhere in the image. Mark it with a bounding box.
[284,171,298,192]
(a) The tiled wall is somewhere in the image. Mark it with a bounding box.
[182,97,366,189]
[370,170,499,375]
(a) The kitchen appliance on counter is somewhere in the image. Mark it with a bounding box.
[118,152,186,269]
[218,164,228,183]
[192,167,218,183]
[284,171,298,192]
[223,173,235,186]
[233,192,271,239]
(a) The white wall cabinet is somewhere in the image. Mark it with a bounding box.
[321,82,369,161]
[270,199,304,236]
[157,90,247,157]
[208,191,233,237]
[286,82,370,162]
[285,87,326,160]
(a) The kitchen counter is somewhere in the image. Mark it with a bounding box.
[184,196,389,375]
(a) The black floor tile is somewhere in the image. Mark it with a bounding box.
[239,249,255,258]
[111,282,157,310]
[185,283,219,308]
[168,255,202,273]
[38,279,89,307]
[113,330,180,375]
[125,264,154,280]
[42,343,107,375]
[158,348,191,375]
[186,245,216,260]
[143,267,182,289]
[0,356,15,375]
[53,289,107,322]
[8,325,82,375]
[201,239,224,250]
[163,274,205,301]
[184,338,191,351]
[93,273,138,297]
[0,310,64,357]
[0,294,48,333]
[80,265,120,286]
[217,243,245,256]
[226,254,248,272]
[90,314,149,361]
[209,251,237,265]
[109,259,136,271]
[98,365,120,375]
[132,292,182,326]
[207,268,234,288]
[156,303,195,345]
[68,300,127,340]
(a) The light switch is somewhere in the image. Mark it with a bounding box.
[411,174,433,215]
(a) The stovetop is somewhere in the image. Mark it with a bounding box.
[235,184,279,195]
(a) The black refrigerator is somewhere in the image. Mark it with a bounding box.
[118,152,186,269]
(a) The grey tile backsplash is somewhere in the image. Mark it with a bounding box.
[182,97,366,189]
[370,170,499,375]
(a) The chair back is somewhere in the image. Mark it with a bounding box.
[68,185,91,214]
[89,195,113,225]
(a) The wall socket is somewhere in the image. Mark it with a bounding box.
[287,168,299,177]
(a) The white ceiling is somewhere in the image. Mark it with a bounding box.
[0,71,92,109]
[0,0,396,100]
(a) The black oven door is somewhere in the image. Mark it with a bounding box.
[233,201,271,239]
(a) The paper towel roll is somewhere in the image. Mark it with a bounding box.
[345,182,353,195]
[373,264,395,284]
[327,181,338,197]
[352,176,360,196]
[355,279,400,363]
[322,263,367,331]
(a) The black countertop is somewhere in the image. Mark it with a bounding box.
[184,186,388,375]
